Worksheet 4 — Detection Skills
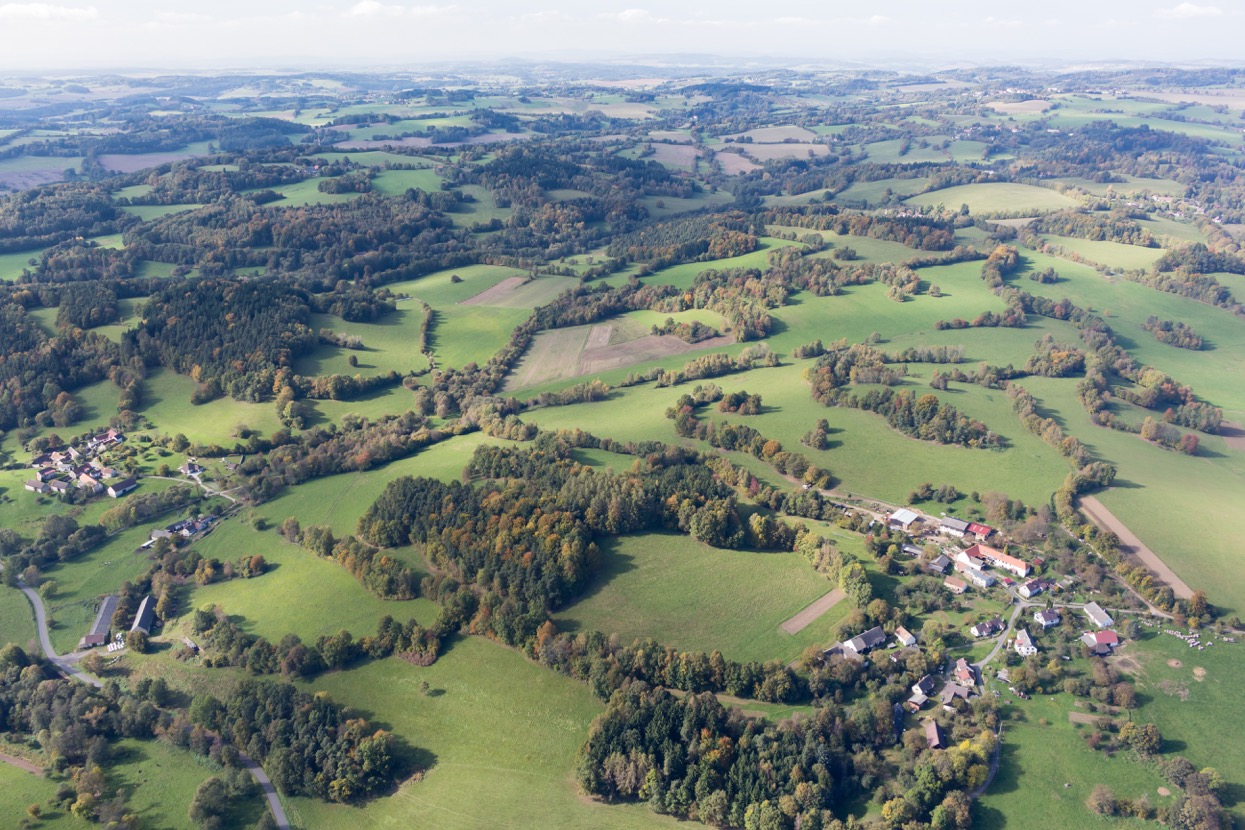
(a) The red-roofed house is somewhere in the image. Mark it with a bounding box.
[965,543,1030,578]
[966,522,994,539]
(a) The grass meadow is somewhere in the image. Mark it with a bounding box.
[0,585,37,650]
[555,532,845,664]
[287,639,679,830]
[905,182,1081,214]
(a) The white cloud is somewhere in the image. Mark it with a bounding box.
[0,2,97,20]
[348,1,404,16]
[1156,2,1223,18]
[605,9,667,24]
[153,11,212,24]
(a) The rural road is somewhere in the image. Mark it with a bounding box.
[15,581,291,828]
[1079,495,1193,600]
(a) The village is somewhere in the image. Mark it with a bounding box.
[818,505,1213,751]
[21,427,139,500]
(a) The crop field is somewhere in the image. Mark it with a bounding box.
[906,182,1082,214]
[458,274,578,309]
[288,640,678,830]
[503,309,732,391]
[555,532,846,664]
[713,151,760,175]
[742,143,832,162]
[0,154,84,188]
[645,143,701,170]
[725,126,817,143]
[862,139,951,165]
[97,143,214,173]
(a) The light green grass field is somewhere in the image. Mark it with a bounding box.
[288,640,679,830]
[640,237,799,291]
[0,247,41,281]
[555,532,845,664]
[0,585,37,650]
[0,763,74,828]
[371,167,444,195]
[833,176,931,206]
[108,738,266,830]
[121,203,204,221]
[188,519,437,644]
[137,369,285,447]
[906,183,1081,214]
[975,694,1174,830]
[1123,632,1245,822]
[1037,234,1165,271]
[862,139,950,164]
[295,309,431,378]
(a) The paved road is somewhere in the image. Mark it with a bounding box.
[16,581,291,828]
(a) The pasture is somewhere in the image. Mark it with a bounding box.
[0,585,36,650]
[1036,234,1165,271]
[136,369,285,447]
[906,182,1081,214]
[287,639,678,830]
[0,764,73,828]
[294,308,432,378]
[832,176,931,206]
[554,532,846,664]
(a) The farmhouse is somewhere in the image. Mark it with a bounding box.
[941,683,973,710]
[964,543,1029,578]
[1034,608,1061,629]
[954,658,976,685]
[77,472,103,494]
[927,554,951,575]
[179,461,204,476]
[889,508,920,531]
[954,556,996,588]
[131,595,156,634]
[79,595,119,649]
[970,618,1005,638]
[1018,578,1048,599]
[47,479,71,495]
[901,544,924,558]
[944,576,967,594]
[913,675,938,697]
[35,467,56,482]
[107,478,138,498]
[845,626,887,655]
[1084,602,1114,629]
[940,517,970,538]
[24,480,49,494]
[895,626,917,648]
[1014,629,1037,656]
[924,720,945,750]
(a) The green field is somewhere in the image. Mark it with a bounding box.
[136,369,285,447]
[188,519,438,644]
[0,247,40,281]
[0,586,37,650]
[555,532,844,664]
[0,763,74,828]
[906,183,1081,214]
[1037,234,1165,271]
[832,176,931,206]
[287,639,678,830]
[121,203,204,221]
[295,308,432,378]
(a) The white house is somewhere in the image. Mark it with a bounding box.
[1084,602,1114,629]
[1014,629,1037,656]
[1033,608,1060,629]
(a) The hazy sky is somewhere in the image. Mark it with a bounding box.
[0,0,1240,71]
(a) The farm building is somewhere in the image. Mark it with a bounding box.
[966,522,994,539]
[941,683,973,710]
[1081,630,1120,650]
[889,509,920,531]
[107,478,138,498]
[940,517,970,537]
[924,720,945,750]
[964,543,1030,578]
[1014,629,1037,656]
[895,626,917,647]
[79,595,119,649]
[24,480,49,494]
[1034,608,1061,629]
[927,554,951,575]
[844,625,887,655]
[48,479,71,494]
[1084,602,1114,629]
[131,595,156,634]
[944,576,967,594]
[970,618,1005,638]
[901,544,924,557]
[954,556,996,588]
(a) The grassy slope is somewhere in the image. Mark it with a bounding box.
[555,532,844,664]
[0,585,37,650]
[906,183,1080,213]
[288,639,678,830]
[0,764,73,828]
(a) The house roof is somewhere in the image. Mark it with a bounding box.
[913,674,937,695]
[88,595,119,639]
[965,543,1029,574]
[944,576,967,591]
[1034,609,1060,625]
[924,720,943,747]
[131,595,156,633]
[1015,629,1035,649]
[966,522,994,536]
[110,477,138,491]
[941,683,972,703]
[891,508,919,526]
[929,554,951,572]
[941,517,970,532]
[847,625,887,653]
[895,626,916,645]
[1084,602,1113,627]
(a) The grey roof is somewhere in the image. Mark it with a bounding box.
[89,595,119,639]
[941,683,972,703]
[941,517,970,532]
[846,625,887,653]
[131,595,156,634]
[1084,602,1114,627]
[928,554,952,573]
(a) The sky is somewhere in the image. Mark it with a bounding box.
[0,0,1241,72]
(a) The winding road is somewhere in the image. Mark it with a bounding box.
[15,580,290,828]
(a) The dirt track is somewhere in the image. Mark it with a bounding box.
[0,752,43,776]
[1079,495,1194,599]
[780,588,844,634]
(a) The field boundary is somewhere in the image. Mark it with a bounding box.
[779,588,844,634]
[1079,495,1194,599]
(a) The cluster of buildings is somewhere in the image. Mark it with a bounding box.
[143,515,217,546]
[78,593,157,651]
[24,429,137,499]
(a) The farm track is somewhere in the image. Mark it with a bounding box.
[779,588,844,634]
[0,751,44,776]
[1079,495,1194,600]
